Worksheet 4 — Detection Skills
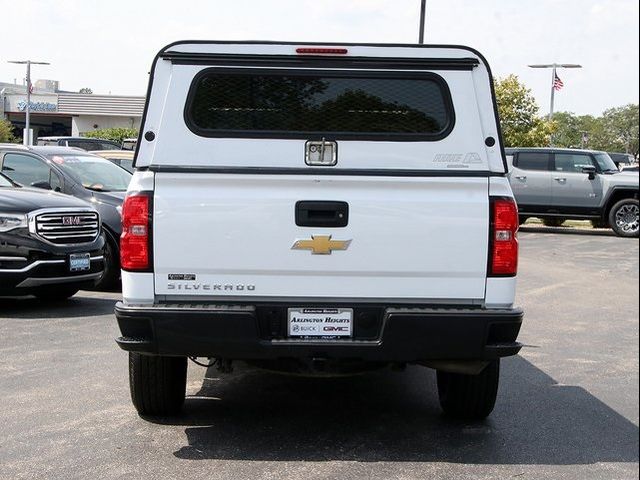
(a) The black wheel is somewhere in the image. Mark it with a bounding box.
[608,198,639,237]
[129,353,187,416]
[542,217,565,227]
[437,359,500,420]
[94,236,119,290]
[34,286,79,301]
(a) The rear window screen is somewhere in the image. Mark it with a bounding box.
[186,70,453,139]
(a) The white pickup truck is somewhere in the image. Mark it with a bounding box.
[115,41,523,419]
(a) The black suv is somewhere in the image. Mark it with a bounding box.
[0,146,131,287]
[0,173,104,299]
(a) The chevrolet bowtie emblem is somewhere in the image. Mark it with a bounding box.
[291,235,352,255]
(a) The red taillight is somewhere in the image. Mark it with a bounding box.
[295,47,348,55]
[120,193,151,271]
[490,197,519,276]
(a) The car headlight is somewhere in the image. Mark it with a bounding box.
[0,213,28,232]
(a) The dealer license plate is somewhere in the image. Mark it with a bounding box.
[288,308,353,338]
[69,253,90,272]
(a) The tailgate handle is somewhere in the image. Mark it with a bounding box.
[295,201,349,227]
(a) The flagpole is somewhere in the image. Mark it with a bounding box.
[528,62,583,123]
[549,64,556,121]
[548,65,559,146]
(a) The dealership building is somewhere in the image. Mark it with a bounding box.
[0,79,145,139]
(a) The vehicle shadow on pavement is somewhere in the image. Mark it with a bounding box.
[0,293,117,319]
[156,356,639,465]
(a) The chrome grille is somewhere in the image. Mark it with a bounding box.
[34,211,100,244]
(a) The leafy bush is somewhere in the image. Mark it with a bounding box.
[0,118,17,143]
[83,127,138,144]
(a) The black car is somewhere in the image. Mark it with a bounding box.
[0,146,131,288]
[36,136,122,151]
[0,173,105,299]
[608,152,635,170]
[92,150,135,173]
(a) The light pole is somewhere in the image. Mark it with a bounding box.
[7,60,50,145]
[528,63,582,120]
[418,0,426,44]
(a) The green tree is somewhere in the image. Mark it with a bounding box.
[552,104,639,156]
[550,111,582,147]
[0,118,17,143]
[551,112,601,149]
[494,75,554,147]
[83,127,138,144]
[600,104,639,157]
[79,87,93,94]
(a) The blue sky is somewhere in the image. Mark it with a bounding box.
[1,0,637,116]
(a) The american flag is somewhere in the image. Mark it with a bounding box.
[553,73,564,91]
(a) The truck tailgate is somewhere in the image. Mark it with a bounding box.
[152,173,489,301]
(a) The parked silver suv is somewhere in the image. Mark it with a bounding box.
[506,148,639,237]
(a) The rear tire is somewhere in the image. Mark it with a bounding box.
[129,353,187,416]
[437,359,500,420]
[608,198,639,237]
[34,286,79,301]
[94,237,119,290]
[542,217,565,227]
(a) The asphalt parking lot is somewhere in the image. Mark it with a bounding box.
[0,232,638,480]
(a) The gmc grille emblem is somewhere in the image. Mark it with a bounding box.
[62,216,82,226]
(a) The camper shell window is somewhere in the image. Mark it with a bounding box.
[185,69,455,141]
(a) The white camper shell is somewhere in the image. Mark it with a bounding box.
[116,41,523,420]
